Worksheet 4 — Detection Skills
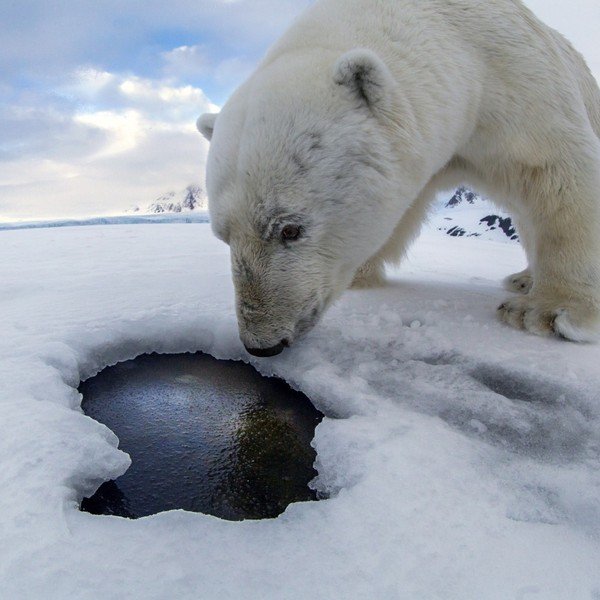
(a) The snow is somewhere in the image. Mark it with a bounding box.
[1,222,599,599]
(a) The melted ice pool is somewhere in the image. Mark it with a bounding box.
[80,353,323,520]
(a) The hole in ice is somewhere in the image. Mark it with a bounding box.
[79,352,323,521]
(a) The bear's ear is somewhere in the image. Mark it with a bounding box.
[196,113,219,141]
[333,49,394,111]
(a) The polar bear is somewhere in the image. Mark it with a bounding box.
[197,0,600,357]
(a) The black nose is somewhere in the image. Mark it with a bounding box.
[244,342,285,358]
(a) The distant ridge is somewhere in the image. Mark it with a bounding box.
[0,213,210,232]
[0,188,520,241]
[129,185,207,215]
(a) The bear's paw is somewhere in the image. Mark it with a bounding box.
[497,293,600,342]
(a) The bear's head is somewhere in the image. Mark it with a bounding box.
[198,49,412,356]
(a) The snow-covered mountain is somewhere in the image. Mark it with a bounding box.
[129,185,207,215]
[3,186,522,241]
[133,185,518,243]
[431,187,519,243]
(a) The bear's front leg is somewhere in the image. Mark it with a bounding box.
[497,160,600,342]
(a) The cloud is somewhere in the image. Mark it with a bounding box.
[0,70,217,220]
[0,1,314,220]
[0,1,313,85]
[161,45,257,95]
[162,46,211,81]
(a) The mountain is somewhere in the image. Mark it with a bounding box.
[128,185,208,215]
[431,187,519,243]
[147,185,207,214]
[446,186,479,207]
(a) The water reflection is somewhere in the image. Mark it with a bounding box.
[80,353,323,520]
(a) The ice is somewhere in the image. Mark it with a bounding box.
[1,223,599,599]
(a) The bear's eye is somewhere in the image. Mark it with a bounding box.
[281,224,301,242]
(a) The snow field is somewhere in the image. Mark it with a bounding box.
[1,223,599,599]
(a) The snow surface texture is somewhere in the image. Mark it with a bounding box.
[1,223,599,600]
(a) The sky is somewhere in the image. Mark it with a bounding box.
[0,0,598,221]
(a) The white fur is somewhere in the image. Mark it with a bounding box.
[196,113,217,141]
[199,0,600,351]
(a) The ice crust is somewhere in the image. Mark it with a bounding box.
[1,223,599,599]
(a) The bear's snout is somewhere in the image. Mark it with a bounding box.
[244,341,286,358]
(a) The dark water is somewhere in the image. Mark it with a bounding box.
[79,353,323,520]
